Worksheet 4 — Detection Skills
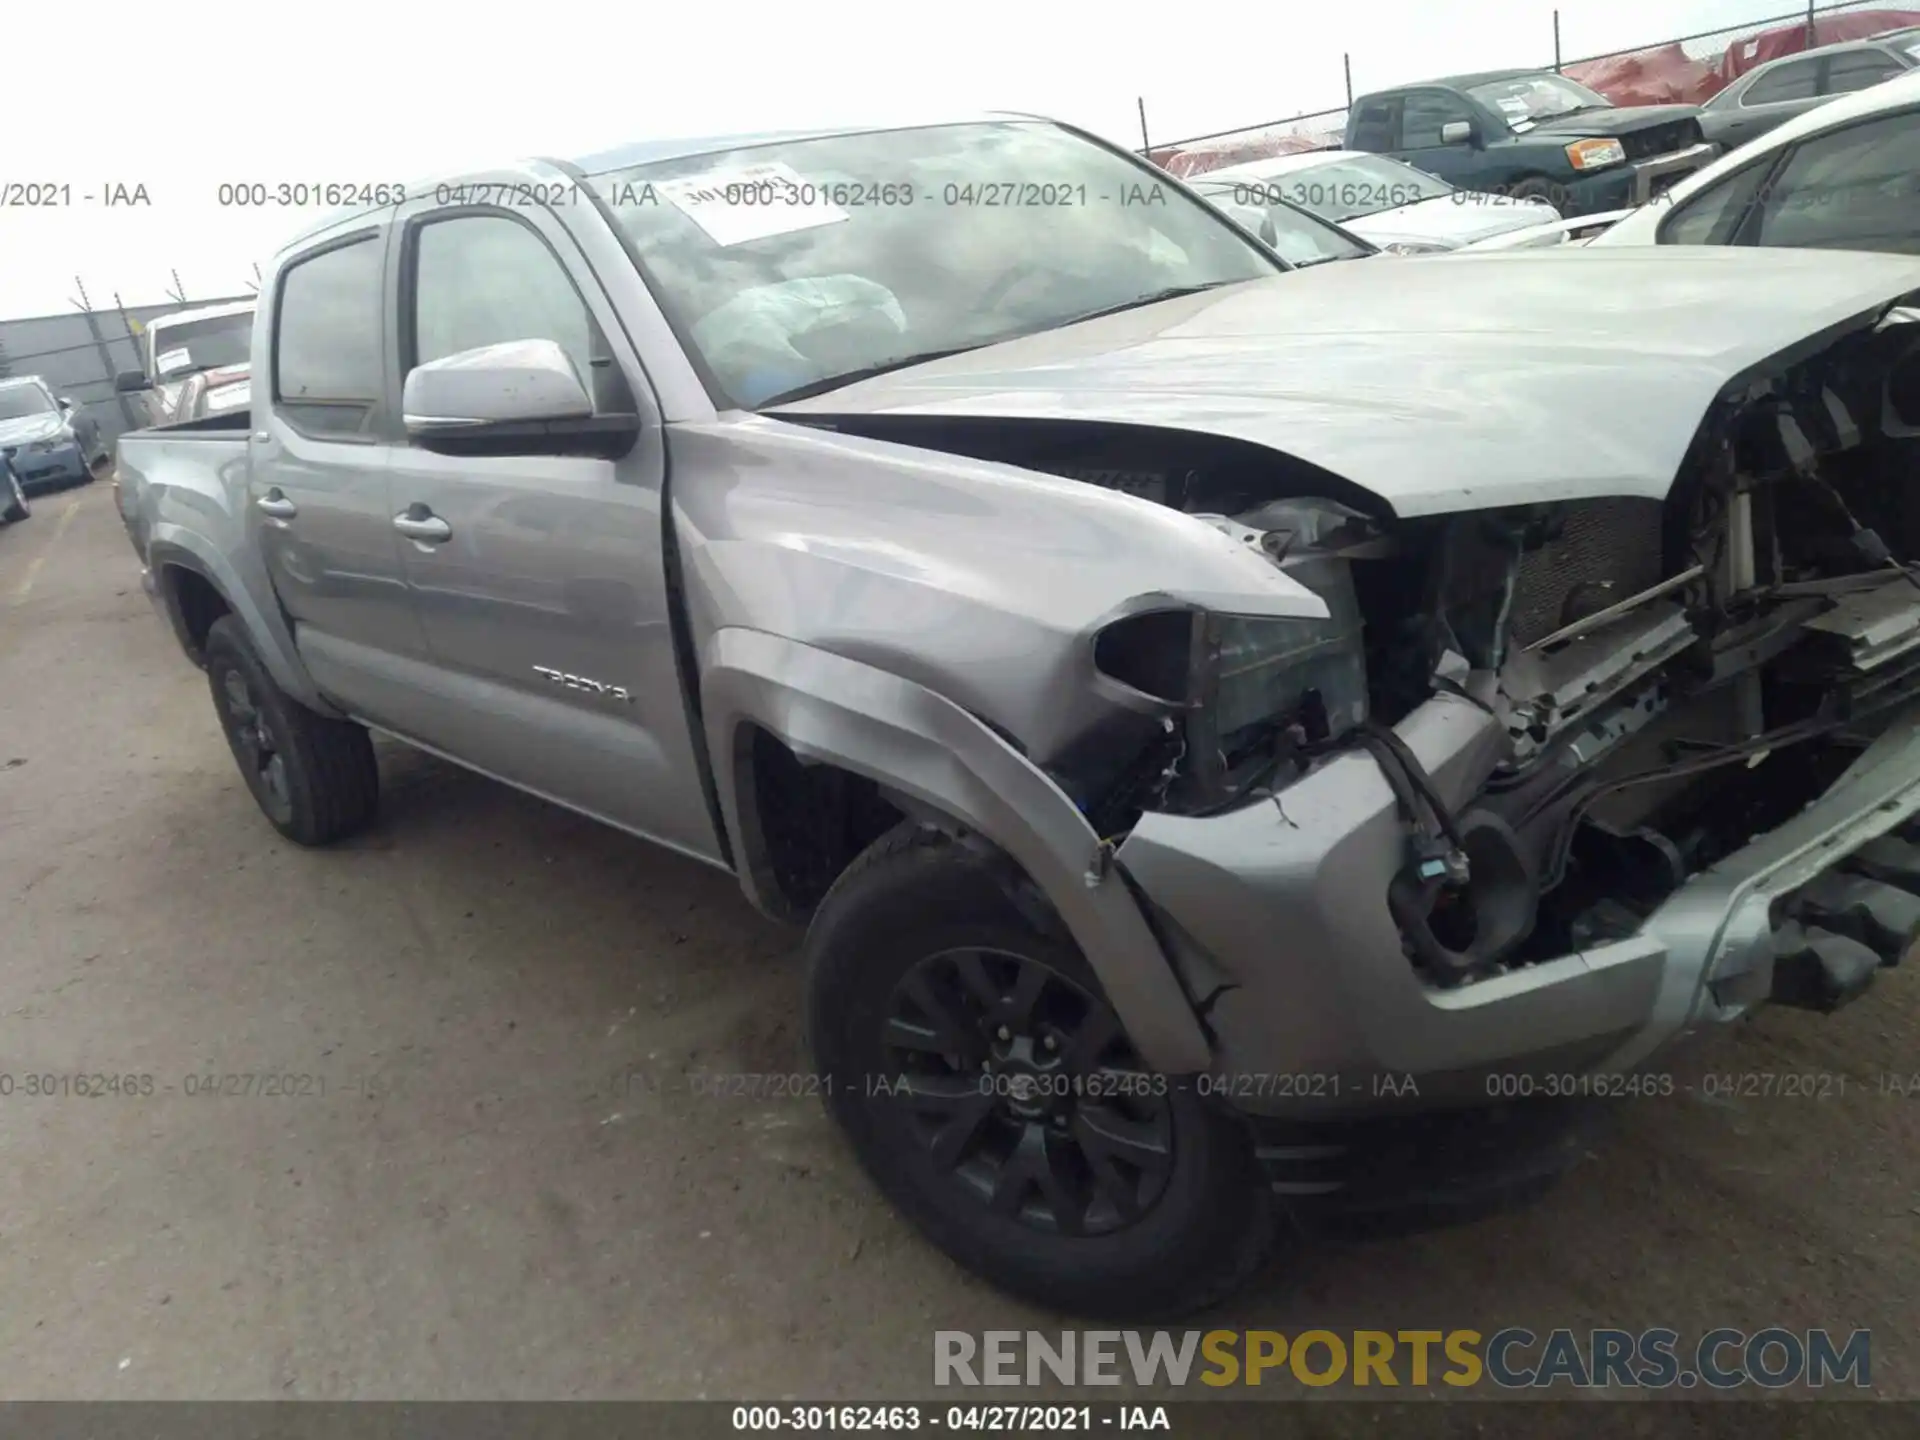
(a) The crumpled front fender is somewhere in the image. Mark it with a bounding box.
[699,626,1214,1074]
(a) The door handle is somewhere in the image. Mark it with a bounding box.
[393,507,453,544]
[256,490,297,520]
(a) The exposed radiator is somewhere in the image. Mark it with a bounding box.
[1509,498,1668,649]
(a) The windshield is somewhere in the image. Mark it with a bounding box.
[591,121,1281,408]
[1191,183,1376,264]
[1467,73,1614,131]
[148,313,253,379]
[1219,154,1453,223]
[0,384,57,420]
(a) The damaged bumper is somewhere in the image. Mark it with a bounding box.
[1118,694,1920,1120]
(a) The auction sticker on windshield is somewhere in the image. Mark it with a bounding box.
[655,162,851,247]
[155,346,193,375]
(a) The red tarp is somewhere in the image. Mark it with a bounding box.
[1564,43,1728,105]
[1718,9,1920,81]
[1153,129,1341,179]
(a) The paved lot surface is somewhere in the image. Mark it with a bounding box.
[4,481,1920,1423]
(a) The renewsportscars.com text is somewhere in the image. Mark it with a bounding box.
[933,1328,1872,1390]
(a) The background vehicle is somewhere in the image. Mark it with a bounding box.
[1345,68,1718,213]
[170,364,252,423]
[1185,177,1384,264]
[1696,37,1920,149]
[1191,149,1561,253]
[1874,23,1920,56]
[115,300,255,427]
[1590,68,1920,251]
[0,376,104,494]
[114,116,1920,1320]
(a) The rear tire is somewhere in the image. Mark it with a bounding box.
[806,823,1274,1319]
[203,615,379,845]
[2,468,28,524]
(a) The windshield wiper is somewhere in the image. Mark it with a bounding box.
[1052,279,1245,329]
[754,344,987,408]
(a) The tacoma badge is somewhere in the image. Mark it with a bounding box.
[532,665,636,704]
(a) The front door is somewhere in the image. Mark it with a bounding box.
[379,199,724,864]
[1395,89,1487,190]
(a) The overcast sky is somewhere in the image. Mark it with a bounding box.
[1,0,1780,318]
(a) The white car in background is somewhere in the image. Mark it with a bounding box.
[1183,177,1386,267]
[1195,148,1566,253]
[1588,67,1920,251]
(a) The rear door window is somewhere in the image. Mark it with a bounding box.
[1348,97,1402,150]
[1822,51,1906,95]
[273,236,386,437]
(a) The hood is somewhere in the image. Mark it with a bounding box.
[770,247,1920,518]
[0,411,70,446]
[1346,192,1563,248]
[1524,101,1702,136]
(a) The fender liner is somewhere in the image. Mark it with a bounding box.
[700,627,1214,1074]
[147,525,340,717]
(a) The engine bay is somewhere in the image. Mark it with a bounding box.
[841,305,1920,993]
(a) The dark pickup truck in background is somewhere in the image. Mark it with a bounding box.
[1344,68,1720,214]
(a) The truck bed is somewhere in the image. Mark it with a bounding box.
[114,418,253,571]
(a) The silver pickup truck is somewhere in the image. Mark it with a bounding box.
[115,113,1920,1319]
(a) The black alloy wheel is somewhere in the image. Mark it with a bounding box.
[2,468,29,523]
[880,945,1175,1237]
[215,663,295,827]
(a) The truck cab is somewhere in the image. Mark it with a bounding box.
[1344,69,1719,214]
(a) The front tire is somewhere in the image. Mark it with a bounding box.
[1506,176,1566,213]
[806,824,1273,1319]
[203,615,380,845]
[2,468,29,524]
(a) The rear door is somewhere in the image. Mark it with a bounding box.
[378,195,725,863]
[251,226,434,726]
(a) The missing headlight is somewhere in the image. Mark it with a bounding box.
[1091,609,1194,705]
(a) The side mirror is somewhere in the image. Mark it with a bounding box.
[401,338,637,460]
[58,396,74,411]
[115,370,151,393]
[1440,120,1475,145]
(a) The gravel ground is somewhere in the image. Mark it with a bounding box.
[3,481,1918,1429]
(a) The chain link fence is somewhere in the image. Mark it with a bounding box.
[1143,0,1919,176]
[0,281,256,449]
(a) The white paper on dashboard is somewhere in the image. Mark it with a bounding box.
[655,162,851,247]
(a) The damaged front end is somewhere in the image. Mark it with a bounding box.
[836,298,1920,1115]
